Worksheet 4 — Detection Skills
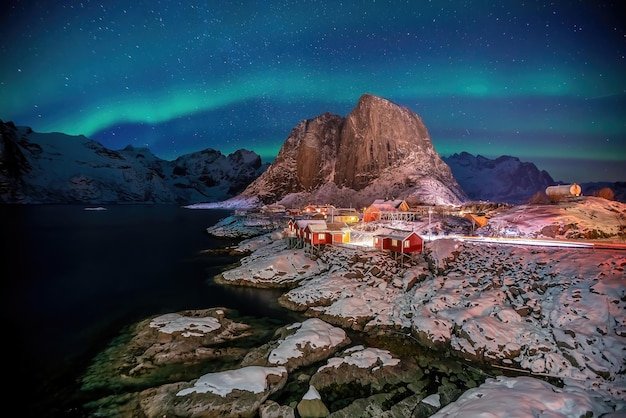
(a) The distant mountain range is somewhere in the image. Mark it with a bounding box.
[1,95,623,205]
[0,120,267,204]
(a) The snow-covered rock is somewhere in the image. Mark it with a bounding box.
[218,239,326,288]
[81,308,260,390]
[215,232,625,413]
[431,376,615,418]
[138,365,288,418]
[242,318,351,372]
[296,385,330,418]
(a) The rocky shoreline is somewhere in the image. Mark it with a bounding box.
[79,217,625,417]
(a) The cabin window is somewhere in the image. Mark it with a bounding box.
[392,239,398,246]
[374,237,379,244]
[318,233,325,241]
[404,240,410,248]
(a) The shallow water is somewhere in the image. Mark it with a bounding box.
[1,204,295,416]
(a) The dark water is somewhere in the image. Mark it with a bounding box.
[1,204,294,416]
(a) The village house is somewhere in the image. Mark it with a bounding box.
[374,230,423,262]
[302,205,318,214]
[285,219,326,248]
[302,204,336,216]
[327,207,360,224]
[285,218,350,254]
[363,199,411,222]
[260,203,286,214]
[324,222,351,244]
[302,222,330,255]
[285,208,301,216]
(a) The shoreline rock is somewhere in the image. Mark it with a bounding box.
[80,224,626,416]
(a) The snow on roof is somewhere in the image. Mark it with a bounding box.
[430,376,614,418]
[325,222,350,231]
[306,223,328,232]
[375,230,420,240]
[318,345,400,372]
[149,313,221,337]
[268,318,347,365]
[176,365,287,397]
[334,207,358,213]
[368,199,408,211]
[295,219,326,228]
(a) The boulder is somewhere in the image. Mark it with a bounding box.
[309,346,426,411]
[81,308,261,390]
[139,366,288,418]
[297,385,330,418]
[242,318,351,372]
[259,400,296,418]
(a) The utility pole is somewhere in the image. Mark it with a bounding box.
[428,207,433,241]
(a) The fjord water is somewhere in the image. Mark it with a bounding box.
[1,204,290,416]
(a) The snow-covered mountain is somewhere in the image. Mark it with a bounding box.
[0,120,267,204]
[233,94,468,208]
[4,100,621,206]
[443,152,555,204]
[443,152,626,204]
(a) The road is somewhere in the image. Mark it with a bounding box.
[430,235,626,250]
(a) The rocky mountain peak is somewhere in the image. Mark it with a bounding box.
[239,94,467,207]
[335,94,433,190]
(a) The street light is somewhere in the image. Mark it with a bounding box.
[428,207,433,241]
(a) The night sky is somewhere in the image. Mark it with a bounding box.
[1,1,625,183]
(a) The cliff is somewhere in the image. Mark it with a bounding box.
[238,94,467,208]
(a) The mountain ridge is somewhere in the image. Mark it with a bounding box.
[3,93,624,205]
[0,120,267,204]
[442,151,555,204]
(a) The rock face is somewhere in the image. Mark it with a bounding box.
[238,94,467,207]
[0,120,266,204]
[442,152,555,204]
[335,94,435,191]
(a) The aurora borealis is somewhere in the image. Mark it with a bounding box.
[1,1,625,182]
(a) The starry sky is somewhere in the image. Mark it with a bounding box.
[1,1,625,183]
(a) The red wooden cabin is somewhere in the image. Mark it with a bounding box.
[374,231,423,260]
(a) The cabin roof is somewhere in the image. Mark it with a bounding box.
[325,222,350,231]
[369,199,407,211]
[306,223,328,232]
[295,219,326,228]
[334,208,358,214]
[375,230,421,240]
